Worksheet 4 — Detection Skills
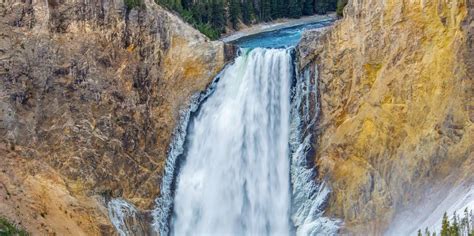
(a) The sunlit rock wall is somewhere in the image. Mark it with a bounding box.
[0,0,226,234]
[297,0,473,234]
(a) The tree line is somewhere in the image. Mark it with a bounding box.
[418,208,474,236]
[155,0,348,39]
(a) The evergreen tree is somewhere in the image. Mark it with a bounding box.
[181,0,192,9]
[418,229,423,236]
[465,208,471,235]
[470,210,474,236]
[156,0,337,38]
[287,0,302,18]
[242,0,254,24]
[210,0,226,32]
[229,0,242,29]
[451,212,460,236]
[442,212,450,236]
[261,0,272,21]
[425,227,431,236]
[314,0,329,14]
[302,0,314,15]
[271,0,284,19]
[278,0,287,17]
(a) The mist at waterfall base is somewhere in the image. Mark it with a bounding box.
[108,19,340,236]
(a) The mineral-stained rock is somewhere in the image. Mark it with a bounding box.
[0,0,226,234]
[297,0,473,234]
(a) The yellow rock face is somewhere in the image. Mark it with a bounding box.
[0,0,226,233]
[298,0,473,234]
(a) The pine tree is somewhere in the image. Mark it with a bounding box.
[425,227,431,236]
[181,0,192,9]
[287,0,302,18]
[242,0,253,24]
[261,0,272,21]
[229,0,241,29]
[210,0,226,32]
[442,212,450,236]
[272,0,285,18]
[278,0,287,17]
[464,208,470,235]
[314,0,329,14]
[302,0,313,15]
[418,229,423,236]
[451,211,460,236]
[470,210,474,236]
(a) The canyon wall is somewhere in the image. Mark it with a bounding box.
[0,0,227,234]
[298,0,473,234]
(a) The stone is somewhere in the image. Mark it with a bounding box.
[297,0,473,234]
[0,0,227,234]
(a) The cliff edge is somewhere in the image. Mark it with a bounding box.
[0,0,226,234]
[298,0,473,234]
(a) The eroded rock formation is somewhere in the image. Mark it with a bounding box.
[0,0,227,234]
[298,0,473,234]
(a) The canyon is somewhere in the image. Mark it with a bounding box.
[1,0,228,234]
[298,0,474,234]
[0,0,473,235]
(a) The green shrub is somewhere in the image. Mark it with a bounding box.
[125,0,143,10]
[0,217,29,236]
[336,0,348,17]
[195,23,221,40]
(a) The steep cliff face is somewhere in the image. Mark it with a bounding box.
[0,0,227,234]
[298,0,473,234]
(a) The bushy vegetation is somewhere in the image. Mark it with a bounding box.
[0,217,29,236]
[418,208,474,236]
[156,0,348,39]
[336,0,347,17]
[125,0,143,10]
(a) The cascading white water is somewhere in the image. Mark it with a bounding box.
[107,19,340,236]
[171,48,293,235]
[289,65,340,236]
[108,199,139,236]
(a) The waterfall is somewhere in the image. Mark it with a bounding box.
[153,48,340,235]
[152,67,225,236]
[108,199,139,236]
[289,65,341,236]
[171,48,292,235]
[99,17,340,236]
[149,47,340,236]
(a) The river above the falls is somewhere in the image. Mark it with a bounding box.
[226,16,335,48]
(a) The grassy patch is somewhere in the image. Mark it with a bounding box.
[0,217,29,236]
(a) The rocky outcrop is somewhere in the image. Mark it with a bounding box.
[298,0,473,234]
[0,0,226,234]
